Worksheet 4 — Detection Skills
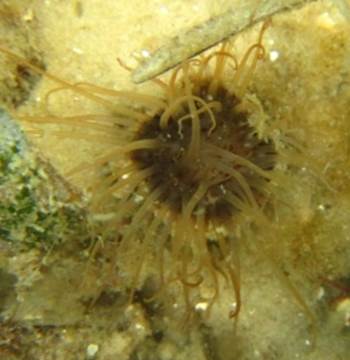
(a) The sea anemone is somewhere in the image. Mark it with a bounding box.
[0,20,321,324]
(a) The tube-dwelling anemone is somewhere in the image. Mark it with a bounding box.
[78,21,277,319]
[0,21,315,321]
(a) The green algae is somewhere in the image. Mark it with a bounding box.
[0,108,88,249]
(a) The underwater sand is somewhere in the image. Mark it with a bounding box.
[0,0,350,359]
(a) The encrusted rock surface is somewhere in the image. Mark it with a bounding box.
[0,108,88,249]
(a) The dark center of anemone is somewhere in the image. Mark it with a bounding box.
[130,84,276,223]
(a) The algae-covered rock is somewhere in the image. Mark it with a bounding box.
[0,108,88,249]
[0,109,94,330]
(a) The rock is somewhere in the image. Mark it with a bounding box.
[0,108,89,250]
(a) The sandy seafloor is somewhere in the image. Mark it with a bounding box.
[0,0,350,359]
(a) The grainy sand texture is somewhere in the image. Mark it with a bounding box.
[0,1,350,359]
